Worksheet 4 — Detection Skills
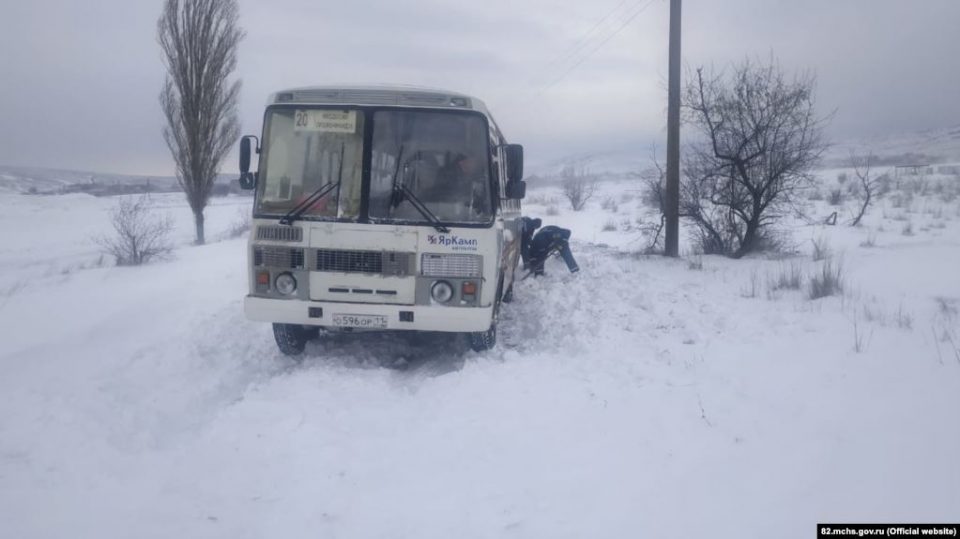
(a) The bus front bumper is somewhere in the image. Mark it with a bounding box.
[244,296,494,333]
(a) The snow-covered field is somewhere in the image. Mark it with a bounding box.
[1,169,959,538]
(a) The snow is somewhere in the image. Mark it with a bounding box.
[1,169,959,538]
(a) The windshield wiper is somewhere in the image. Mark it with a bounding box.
[389,144,406,209]
[388,147,449,233]
[279,142,345,225]
[397,183,450,233]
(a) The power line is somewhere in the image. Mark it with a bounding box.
[540,0,633,74]
[493,0,658,116]
[536,0,658,96]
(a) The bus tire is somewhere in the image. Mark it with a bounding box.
[273,323,307,356]
[468,323,497,352]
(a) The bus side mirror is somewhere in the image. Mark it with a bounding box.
[238,135,257,190]
[505,144,523,182]
[505,180,526,200]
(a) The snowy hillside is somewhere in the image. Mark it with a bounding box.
[827,124,960,165]
[0,165,244,195]
[525,125,960,182]
[0,165,176,195]
[1,168,959,537]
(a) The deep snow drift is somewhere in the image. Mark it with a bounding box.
[1,171,959,538]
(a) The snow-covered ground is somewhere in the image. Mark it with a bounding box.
[1,169,959,538]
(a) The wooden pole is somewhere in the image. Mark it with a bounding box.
[664,0,681,257]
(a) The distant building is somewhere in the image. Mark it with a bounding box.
[894,164,933,177]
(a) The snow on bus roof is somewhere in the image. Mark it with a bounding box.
[267,84,491,116]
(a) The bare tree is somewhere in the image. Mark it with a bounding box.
[561,164,597,211]
[158,0,243,244]
[682,57,829,257]
[639,146,667,251]
[97,196,173,266]
[849,151,882,227]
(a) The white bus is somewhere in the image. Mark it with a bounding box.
[237,86,527,356]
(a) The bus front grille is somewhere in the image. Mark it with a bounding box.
[316,249,383,274]
[313,249,413,276]
[256,225,303,242]
[254,246,305,269]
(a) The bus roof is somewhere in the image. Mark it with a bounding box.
[267,85,492,117]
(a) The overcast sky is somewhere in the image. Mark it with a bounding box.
[1,0,958,176]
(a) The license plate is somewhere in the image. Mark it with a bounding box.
[331,313,388,329]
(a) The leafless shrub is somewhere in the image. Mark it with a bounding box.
[687,255,703,271]
[935,296,958,319]
[546,205,560,216]
[602,220,617,231]
[560,165,597,211]
[601,197,619,212]
[859,231,878,248]
[909,175,929,195]
[944,332,960,365]
[619,193,636,204]
[811,235,831,261]
[524,193,545,205]
[632,219,665,253]
[808,188,824,201]
[641,164,666,212]
[755,228,793,256]
[96,195,174,266]
[680,57,828,258]
[828,189,844,206]
[808,258,844,299]
[740,269,761,298]
[862,303,884,324]
[940,189,957,204]
[901,221,914,236]
[890,192,913,209]
[846,151,885,226]
[895,303,913,330]
[837,172,848,183]
[846,180,862,197]
[852,316,868,353]
[770,262,803,290]
[876,173,893,196]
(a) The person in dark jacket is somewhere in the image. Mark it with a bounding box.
[520,216,542,267]
[520,216,579,276]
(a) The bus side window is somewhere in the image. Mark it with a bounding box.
[489,137,502,208]
[497,139,509,198]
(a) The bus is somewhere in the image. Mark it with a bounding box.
[237,85,526,356]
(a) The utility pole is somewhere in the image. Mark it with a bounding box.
[664,0,681,257]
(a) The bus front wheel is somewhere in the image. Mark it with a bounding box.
[468,322,497,352]
[273,323,308,356]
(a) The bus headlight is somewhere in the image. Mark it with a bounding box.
[431,280,454,303]
[275,272,297,295]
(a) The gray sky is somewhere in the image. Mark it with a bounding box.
[1,0,958,176]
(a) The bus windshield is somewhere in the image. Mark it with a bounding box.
[368,110,492,224]
[256,108,365,220]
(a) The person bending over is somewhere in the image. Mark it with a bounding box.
[520,216,579,276]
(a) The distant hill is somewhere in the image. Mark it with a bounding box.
[0,165,239,196]
[824,124,960,167]
[526,125,960,184]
